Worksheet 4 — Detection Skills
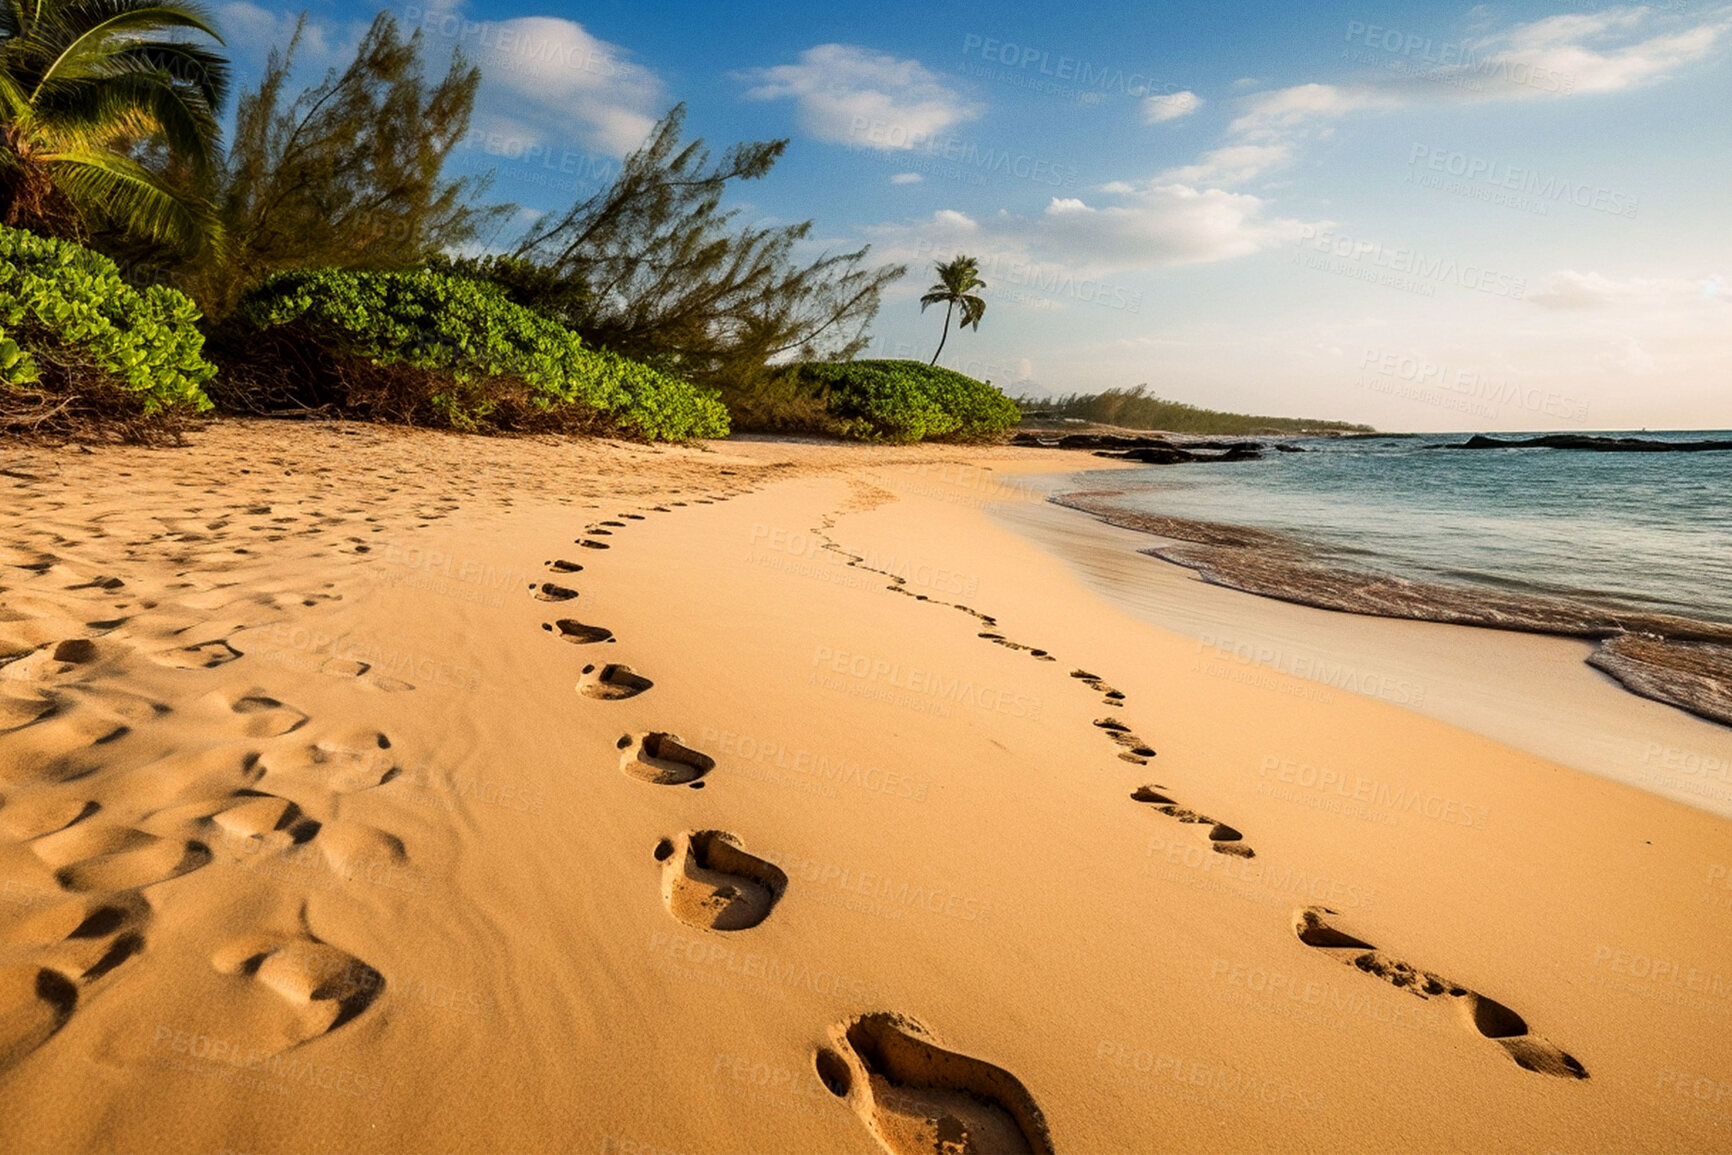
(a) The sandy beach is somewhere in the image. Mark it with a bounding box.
[1,420,1728,1154]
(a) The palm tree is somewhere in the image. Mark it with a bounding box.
[920,254,986,366]
[0,0,228,251]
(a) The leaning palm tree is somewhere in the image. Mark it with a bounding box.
[0,0,228,251]
[920,254,986,366]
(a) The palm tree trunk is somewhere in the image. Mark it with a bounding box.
[930,301,954,366]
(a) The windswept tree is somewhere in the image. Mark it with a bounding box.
[921,255,986,366]
[0,0,228,251]
[193,12,508,315]
[506,104,905,390]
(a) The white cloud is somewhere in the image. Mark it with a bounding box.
[1185,6,1732,187]
[1227,83,1399,142]
[1527,270,1729,309]
[739,43,982,150]
[1142,90,1203,123]
[867,182,1314,277]
[1159,143,1294,185]
[396,4,666,156]
[889,172,924,185]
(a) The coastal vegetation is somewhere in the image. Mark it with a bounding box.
[1023,385,1373,436]
[0,7,1014,443]
[770,359,1021,442]
[0,225,214,437]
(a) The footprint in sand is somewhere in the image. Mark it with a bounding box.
[0,708,130,786]
[1071,669,1125,705]
[152,638,242,669]
[815,1012,1054,1155]
[654,831,787,930]
[212,927,383,1051]
[12,891,151,983]
[577,539,610,550]
[205,689,308,738]
[547,560,584,574]
[0,793,100,841]
[259,730,399,794]
[531,582,578,602]
[618,732,713,787]
[1292,906,1588,1079]
[1132,785,1253,857]
[545,619,614,645]
[577,663,653,701]
[0,966,78,1071]
[1096,718,1156,763]
[31,822,213,891]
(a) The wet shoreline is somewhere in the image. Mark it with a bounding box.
[1050,489,1732,728]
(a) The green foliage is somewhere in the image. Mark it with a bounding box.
[775,359,1020,443]
[0,224,215,419]
[187,12,509,316]
[920,255,987,366]
[0,0,228,252]
[231,267,727,439]
[1023,385,1373,435]
[511,105,904,394]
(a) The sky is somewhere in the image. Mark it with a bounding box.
[214,0,1732,431]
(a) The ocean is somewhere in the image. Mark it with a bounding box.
[1078,432,1732,627]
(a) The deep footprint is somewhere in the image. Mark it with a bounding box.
[532,582,578,602]
[1132,785,1252,857]
[619,732,713,786]
[816,1012,1054,1155]
[578,663,653,701]
[546,619,614,644]
[1293,906,1588,1079]
[654,831,787,930]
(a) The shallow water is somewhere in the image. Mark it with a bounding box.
[1090,432,1732,625]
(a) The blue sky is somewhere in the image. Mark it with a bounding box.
[216,1,1731,430]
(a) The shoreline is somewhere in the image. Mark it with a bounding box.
[1046,487,1732,729]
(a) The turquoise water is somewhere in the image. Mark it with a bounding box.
[1089,432,1732,625]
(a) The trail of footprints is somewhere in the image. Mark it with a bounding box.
[555,497,1057,1154]
[800,501,1590,1129]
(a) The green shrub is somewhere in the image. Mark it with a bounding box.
[227,268,729,440]
[0,225,216,431]
[773,359,1020,442]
